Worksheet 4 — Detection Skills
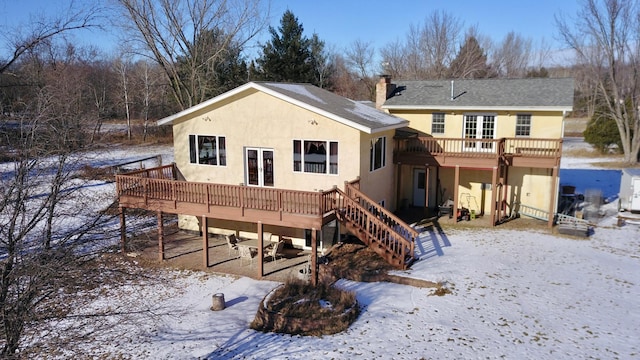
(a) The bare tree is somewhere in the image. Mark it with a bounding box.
[0,2,102,74]
[557,0,640,164]
[116,0,268,110]
[114,56,133,140]
[491,31,533,77]
[345,40,377,100]
[380,10,462,80]
[133,60,167,142]
[379,38,406,79]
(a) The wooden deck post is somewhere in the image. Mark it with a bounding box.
[157,211,164,261]
[453,166,460,221]
[202,215,209,267]
[119,207,127,253]
[548,166,559,228]
[257,221,264,278]
[425,166,431,213]
[396,162,402,211]
[502,165,510,220]
[311,228,318,286]
[490,166,498,226]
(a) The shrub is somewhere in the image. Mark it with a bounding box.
[583,112,622,154]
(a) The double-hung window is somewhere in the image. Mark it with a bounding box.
[431,113,445,134]
[515,114,531,137]
[370,136,386,171]
[189,135,226,166]
[293,140,338,174]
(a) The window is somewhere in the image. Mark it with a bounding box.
[293,140,338,174]
[431,113,445,134]
[370,136,386,171]
[516,114,531,137]
[189,135,226,166]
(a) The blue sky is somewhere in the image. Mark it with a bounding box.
[260,0,580,50]
[1,0,580,61]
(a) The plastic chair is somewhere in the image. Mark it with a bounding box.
[264,241,285,263]
[226,234,239,257]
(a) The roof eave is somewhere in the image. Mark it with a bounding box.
[158,81,409,134]
[382,105,573,112]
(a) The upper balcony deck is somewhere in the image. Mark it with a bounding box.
[394,137,562,169]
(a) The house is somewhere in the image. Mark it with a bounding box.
[115,77,573,282]
[377,76,574,227]
[116,81,419,283]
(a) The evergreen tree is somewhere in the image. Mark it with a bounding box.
[448,36,491,79]
[252,10,322,85]
[584,102,625,154]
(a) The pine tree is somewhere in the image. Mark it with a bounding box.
[448,36,491,79]
[252,10,318,85]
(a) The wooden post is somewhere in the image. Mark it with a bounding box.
[502,165,509,220]
[157,211,164,261]
[548,166,559,228]
[119,207,127,253]
[202,215,209,267]
[257,221,264,278]
[425,165,431,213]
[490,166,498,226]
[453,166,460,221]
[311,228,318,286]
[396,162,402,211]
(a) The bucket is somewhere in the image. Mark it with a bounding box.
[211,293,225,311]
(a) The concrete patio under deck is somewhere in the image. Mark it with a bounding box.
[126,223,312,283]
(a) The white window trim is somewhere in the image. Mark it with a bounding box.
[515,113,532,137]
[431,112,445,134]
[293,139,339,175]
[189,134,227,166]
[369,136,387,172]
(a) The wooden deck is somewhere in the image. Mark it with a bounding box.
[394,137,562,168]
[116,165,336,230]
[116,167,419,278]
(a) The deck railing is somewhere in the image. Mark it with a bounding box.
[397,137,562,159]
[116,172,335,217]
[331,187,415,267]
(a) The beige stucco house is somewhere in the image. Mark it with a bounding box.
[116,77,573,280]
[155,81,410,250]
[377,76,574,226]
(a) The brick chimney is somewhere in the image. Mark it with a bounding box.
[375,75,395,110]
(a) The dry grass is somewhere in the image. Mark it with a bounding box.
[251,278,360,336]
[564,117,588,137]
[265,279,357,319]
[324,240,394,281]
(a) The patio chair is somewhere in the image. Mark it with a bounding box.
[264,241,285,264]
[238,245,257,267]
[225,234,239,257]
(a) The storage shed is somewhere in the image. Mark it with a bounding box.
[619,168,640,213]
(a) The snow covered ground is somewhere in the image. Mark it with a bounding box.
[22,139,640,359]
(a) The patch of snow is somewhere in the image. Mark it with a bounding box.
[14,140,640,359]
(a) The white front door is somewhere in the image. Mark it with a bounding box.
[245,147,274,187]
[463,114,496,152]
[413,169,426,207]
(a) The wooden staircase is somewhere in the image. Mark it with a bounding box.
[332,183,418,269]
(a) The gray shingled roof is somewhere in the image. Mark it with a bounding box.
[256,82,407,132]
[158,81,408,134]
[382,78,574,110]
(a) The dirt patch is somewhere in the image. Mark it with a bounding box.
[320,239,440,289]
